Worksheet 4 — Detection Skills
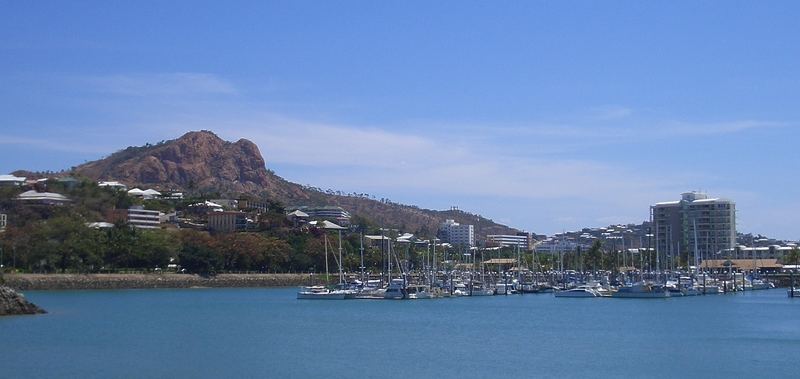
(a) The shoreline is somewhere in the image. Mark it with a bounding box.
[3,273,324,291]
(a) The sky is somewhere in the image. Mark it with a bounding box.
[1,1,799,239]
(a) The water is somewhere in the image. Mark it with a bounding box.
[2,288,798,378]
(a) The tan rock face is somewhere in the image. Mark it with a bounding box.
[75,130,271,194]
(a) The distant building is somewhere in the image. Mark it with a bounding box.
[15,190,71,206]
[534,238,589,254]
[652,192,736,261]
[720,245,797,261]
[290,206,351,226]
[238,199,269,214]
[0,213,7,232]
[126,206,162,229]
[207,211,248,233]
[0,174,26,187]
[98,181,128,191]
[127,188,161,200]
[438,219,474,247]
[286,210,309,227]
[486,233,533,250]
[210,199,239,209]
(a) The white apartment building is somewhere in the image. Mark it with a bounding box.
[652,192,736,261]
[438,219,475,247]
[127,206,162,229]
[486,234,532,250]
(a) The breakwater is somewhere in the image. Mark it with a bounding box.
[0,285,46,315]
[3,273,322,291]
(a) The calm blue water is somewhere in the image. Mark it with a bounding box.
[1,288,798,378]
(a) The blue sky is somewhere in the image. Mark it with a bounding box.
[2,1,799,239]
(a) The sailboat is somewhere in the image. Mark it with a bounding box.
[297,221,355,300]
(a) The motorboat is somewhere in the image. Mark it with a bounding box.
[554,284,602,298]
[495,282,516,295]
[612,282,670,298]
[406,284,434,299]
[384,278,407,300]
[296,286,347,300]
[750,279,775,290]
[468,281,495,296]
[353,280,386,299]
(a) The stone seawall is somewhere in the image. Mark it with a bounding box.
[3,273,328,291]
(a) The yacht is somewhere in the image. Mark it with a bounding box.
[384,278,407,300]
[353,280,386,299]
[406,284,434,299]
[554,284,602,298]
[612,282,670,298]
[468,281,496,296]
[495,282,516,295]
[788,288,800,298]
[296,286,348,300]
[750,279,775,290]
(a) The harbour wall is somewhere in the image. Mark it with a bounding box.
[2,273,328,291]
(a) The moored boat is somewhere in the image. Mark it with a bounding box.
[612,282,670,298]
[554,285,602,298]
[296,286,348,300]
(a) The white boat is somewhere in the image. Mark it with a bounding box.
[681,286,702,296]
[750,279,775,290]
[789,288,800,298]
[612,282,670,298]
[296,286,347,300]
[406,284,434,299]
[452,281,469,297]
[353,280,385,299]
[696,284,723,294]
[468,281,495,296]
[495,282,516,295]
[554,285,601,298]
[384,278,407,300]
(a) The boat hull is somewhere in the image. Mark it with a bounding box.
[554,289,599,298]
[297,292,347,300]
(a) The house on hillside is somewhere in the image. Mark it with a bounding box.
[98,181,128,191]
[0,174,26,187]
[15,190,71,206]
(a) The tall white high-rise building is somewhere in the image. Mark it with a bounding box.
[652,192,736,263]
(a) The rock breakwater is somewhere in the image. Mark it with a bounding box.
[0,286,46,316]
[4,273,321,291]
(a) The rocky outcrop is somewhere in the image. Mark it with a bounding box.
[0,286,46,316]
[74,130,274,195]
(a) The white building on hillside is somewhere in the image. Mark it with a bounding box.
[438,219,474,247]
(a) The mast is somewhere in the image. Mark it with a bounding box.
[360,232,365,284]
[324,233,329,283]
[387,235,392,283]
[338,229,344,285]
[432,238,437,286]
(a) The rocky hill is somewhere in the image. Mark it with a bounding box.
[70,130,521,237]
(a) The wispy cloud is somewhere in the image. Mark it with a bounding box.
[655,120,784,137]
[81,73,237,96]
[0,134,112,155]
[590,105,634,120]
